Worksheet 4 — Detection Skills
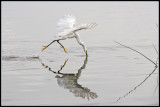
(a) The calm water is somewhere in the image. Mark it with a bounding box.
[2,1,159,106]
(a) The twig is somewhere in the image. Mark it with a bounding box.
[152,42,159,95]
[114,41,157,67]
[152,44,159,55]
[126,73,158,77]
[153,76,159,96]
[117,66,157,102]
[155,23,158,28]
[114,41,158,102]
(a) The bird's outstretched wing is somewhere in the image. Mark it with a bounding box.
[73,23,97,32]
[56,15,76,34]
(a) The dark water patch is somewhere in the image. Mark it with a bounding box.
[66,46,117,54]
[88,46,117,51]
[133,57,139,59]
[116,55,126,57]
[136,63,147,65]
[6,68,41,72]
[116,56,129,59]
[49,60,55,62]
[126,73,158,77]
[135,45,153,48]
[2,56,40,61]
[2,40,43,44]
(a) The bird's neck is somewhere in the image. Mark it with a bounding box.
[75,35,87,52]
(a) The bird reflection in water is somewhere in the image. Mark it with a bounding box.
[39,56,98,100]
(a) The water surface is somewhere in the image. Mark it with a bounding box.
[2,1,159,106]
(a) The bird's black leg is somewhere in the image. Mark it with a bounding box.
[42,39,66,52]
[42,40,57,52]
[57,41,67,53]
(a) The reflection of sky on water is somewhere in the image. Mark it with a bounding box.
[2,1,158,106]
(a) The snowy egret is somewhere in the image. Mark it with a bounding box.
[42,15,97,56]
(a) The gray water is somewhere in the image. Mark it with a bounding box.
[2,1,159,106]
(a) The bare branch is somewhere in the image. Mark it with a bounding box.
[155,23,158,28]
[115,41,158,102]
[152,44,159,55]
[117,66,157,102]
[114,41,157,67]
[153,76,159,96]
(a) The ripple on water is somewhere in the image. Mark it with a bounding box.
[2,56,40,61]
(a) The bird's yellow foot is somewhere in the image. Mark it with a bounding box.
[86,50,88,56]
[61,46,67,53]
[42,46,47,52]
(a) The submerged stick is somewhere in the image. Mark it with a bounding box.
[153,76,159,96]
[114,41,158,102]
[114,41,157,67]
[152,44,159,55]
[155,23,158,28]
[117,66,157,102]
[152,44,159,66]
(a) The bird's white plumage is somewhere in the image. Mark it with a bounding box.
[56,15,97,40]
[56,15,76,37]
[73,23,97,32]
[42,14,97,55]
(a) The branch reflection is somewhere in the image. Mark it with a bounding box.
[117,66,158,102]
[39,56,98,100]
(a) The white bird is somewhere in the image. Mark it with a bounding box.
[42,15,97,56]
